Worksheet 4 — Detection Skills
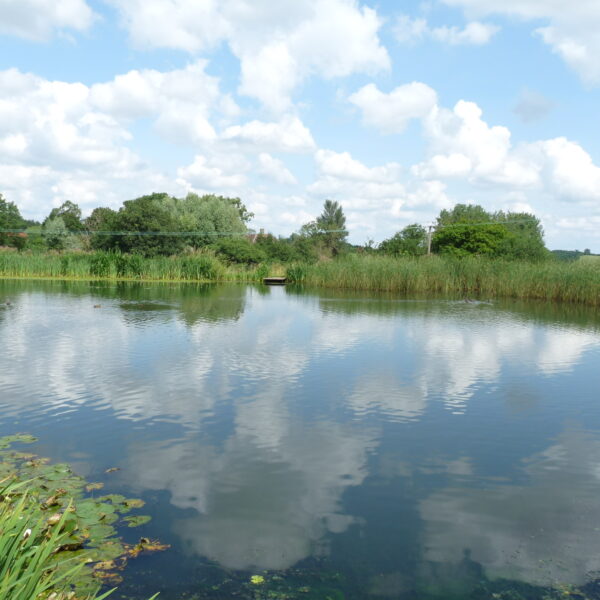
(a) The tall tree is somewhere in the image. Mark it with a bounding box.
[44,201,84,232]
[313,199,348,255]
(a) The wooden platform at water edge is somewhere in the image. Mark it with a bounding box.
[263,277,287,285]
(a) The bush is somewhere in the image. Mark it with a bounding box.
[212,237,266,265]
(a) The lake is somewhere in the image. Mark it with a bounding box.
[1,279,600,599]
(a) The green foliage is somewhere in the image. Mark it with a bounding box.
[43,216,69,250]
[0,193,26,247]
[433,222,510,257]
[0,434,162,600]
[299,200,348,258]
[255,234,299,262]
[212,237,266,264]
[432,204,548,260]
[89,252,114,277]
[179,254,223,280]
[378,224,427,257]
[44,201,84,232]
[114,253,143,278]
[111,193,184,257]
[176,193,248,248]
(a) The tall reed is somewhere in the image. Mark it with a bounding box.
[2,250,599,306]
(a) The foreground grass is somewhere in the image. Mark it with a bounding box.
[1,250,599,306]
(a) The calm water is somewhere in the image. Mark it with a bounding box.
[2,279,600,599]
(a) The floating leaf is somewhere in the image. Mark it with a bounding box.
[123,498,145,509]
[85,482,104,492]
[123,515,151,528]
[104,467,120,474]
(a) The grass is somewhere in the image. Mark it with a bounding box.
[1,249,600,306]
[284,254,600,306]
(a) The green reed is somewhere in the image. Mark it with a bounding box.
[2,250,600,305]
[285,254,600,306]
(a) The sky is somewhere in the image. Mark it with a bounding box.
[1,0,600,250]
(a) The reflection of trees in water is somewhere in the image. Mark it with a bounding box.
[0,279,247,327]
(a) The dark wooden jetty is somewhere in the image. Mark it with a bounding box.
[263,277,287,285]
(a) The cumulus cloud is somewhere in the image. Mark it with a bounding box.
[394,15,499,46]
[349,82,438,134]
[222,115,316,153]
[257,153,298,185]
[108,0,390,111]
[0,0,95,41]
[442,0,600,84]
[176,155,248,192]
[413,98,600,203]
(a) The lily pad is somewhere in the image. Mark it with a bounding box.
[123,515,152,528]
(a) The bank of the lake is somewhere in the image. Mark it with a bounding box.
[1,250,599,305]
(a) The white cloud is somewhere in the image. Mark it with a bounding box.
[0,0,95,41]
[222,115,315,153]
[109,0,390,111]
[349,82,438,134]
[177,154,248,192]
[315,149,401,182]
[443,0,600,84]
[394,15,499,46]
[257,153,298,185]
[414,98,600,203]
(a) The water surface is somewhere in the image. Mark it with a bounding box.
[1,279,600,599]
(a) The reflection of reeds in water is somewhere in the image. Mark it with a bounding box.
[285,255,600,306]
[2,251,600,305]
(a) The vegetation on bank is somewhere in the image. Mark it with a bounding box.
[0,435,163,600]
[2,191,600,304]
[1,250,599,306]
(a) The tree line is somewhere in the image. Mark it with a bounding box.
[0,190,582,263]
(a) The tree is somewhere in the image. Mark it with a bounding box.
[43,216,69,250]
[85,207,119,250]
[44,201,84,232]
[176,193,248,248]
[299,200,348,257]
[432,204,548,260]
[112,193,184,256]
[379,224,427,257]
[0,193,26,247]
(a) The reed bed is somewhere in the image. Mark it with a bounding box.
[285,254,600,306]
[0,250,265,283]
[2,250,599,306]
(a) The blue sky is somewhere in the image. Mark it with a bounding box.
[1,0,600,250]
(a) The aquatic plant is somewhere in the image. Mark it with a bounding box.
[0,434,164,599]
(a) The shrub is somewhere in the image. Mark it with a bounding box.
[212,237,266,265]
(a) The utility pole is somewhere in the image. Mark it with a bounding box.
[427,224,434,256]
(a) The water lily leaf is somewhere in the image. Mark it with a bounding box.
[0,434,37,448]
[123,498,145,509]
[86,482,104,492]
[105,467,120,474]
[123,515,151,528]
[97,494,126,505]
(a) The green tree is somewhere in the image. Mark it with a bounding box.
[379,224,427,257]
[0,194,26,247]
[432,204,548,260]
[112,193,184,256]
[44,201,84,232]
[176,193,248,248]
[43,216,69,250]
[85,207,119,250]
[300,200,348,257]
